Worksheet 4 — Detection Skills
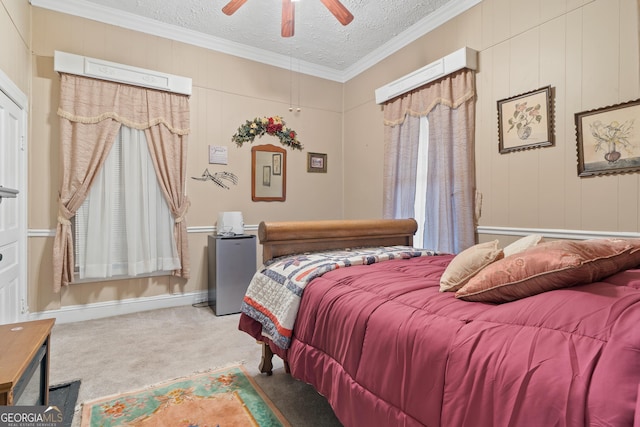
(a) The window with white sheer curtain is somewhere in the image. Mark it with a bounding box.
[53,73,191,292]
[74,126,180,279]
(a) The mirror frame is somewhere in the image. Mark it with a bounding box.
[251,144,286,202]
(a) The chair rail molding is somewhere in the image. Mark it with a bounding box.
[477,225,640,240]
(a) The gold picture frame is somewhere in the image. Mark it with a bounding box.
[497,86,554,154]
[307,152,327,173]
[575,98,640,177]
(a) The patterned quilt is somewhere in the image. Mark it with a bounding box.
[240,246,437,349]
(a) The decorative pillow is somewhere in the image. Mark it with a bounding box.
[455,238,640,303]
[503,234,543,257]
[439,240,504,293]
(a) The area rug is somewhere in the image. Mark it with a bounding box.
[80,365,290,427]
[49,380,81,427]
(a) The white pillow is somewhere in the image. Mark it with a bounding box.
[503,234,543,257]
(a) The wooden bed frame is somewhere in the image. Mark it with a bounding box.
[254,218,418,374]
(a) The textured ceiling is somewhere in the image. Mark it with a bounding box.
[32,0,480,81]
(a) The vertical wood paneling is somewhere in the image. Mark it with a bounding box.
[564,8,584,229]
[506,27,541,227]
[509,29,540,94]
[580,1,626,231]
[582,1,620,107]
[509,0,542,38]
[617,0,640,231]
[490,0,513,46]
[490,43,512,226]
[541,0,568,22]
[475,49,494,225]
[538,17,568,228]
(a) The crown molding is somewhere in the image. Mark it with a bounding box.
[341,0,482,81]
[29,0,480,83]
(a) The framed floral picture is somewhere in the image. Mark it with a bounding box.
[497,86,554,154]
[575,98,640,177]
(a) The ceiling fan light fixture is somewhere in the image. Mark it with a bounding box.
[222,0,353,37]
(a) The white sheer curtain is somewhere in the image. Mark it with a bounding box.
[76,126,180,279]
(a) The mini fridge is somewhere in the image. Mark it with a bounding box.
[207,234,257,316]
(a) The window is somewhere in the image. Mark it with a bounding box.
[382,69,476,254]
[54,70,191,291]
[74,126,180,280]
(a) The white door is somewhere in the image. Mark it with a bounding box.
[0,87,26,325]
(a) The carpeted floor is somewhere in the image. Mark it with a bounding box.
[48,305,343,427]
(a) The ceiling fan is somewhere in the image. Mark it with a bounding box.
[222,0,354,38]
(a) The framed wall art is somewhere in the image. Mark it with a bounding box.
[272,153,282,175]
[307,152,327,173]
[575,98,640,177]
[497,86,554,154]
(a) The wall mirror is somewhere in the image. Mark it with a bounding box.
[252,144,286,202]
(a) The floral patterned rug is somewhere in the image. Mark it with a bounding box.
[80,365,290,427]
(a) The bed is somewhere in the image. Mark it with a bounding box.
[238,218,640,427]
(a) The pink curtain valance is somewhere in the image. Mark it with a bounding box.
[57,73,190,135]
[383,69,475,126]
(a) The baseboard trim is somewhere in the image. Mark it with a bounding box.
[477,226,640,240]
[29,290,209,324]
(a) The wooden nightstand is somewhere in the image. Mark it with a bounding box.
[0,318,55,405]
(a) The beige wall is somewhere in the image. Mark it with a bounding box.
[27,8,345,312]
[0,0,31,94]
[3,0,640,313]
[344,0,640,240]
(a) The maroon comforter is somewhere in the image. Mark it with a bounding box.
[240,254,640,427]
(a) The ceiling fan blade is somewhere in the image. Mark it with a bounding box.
[319,0,353,26]
[281,0,295,37]
[222,0,248,16]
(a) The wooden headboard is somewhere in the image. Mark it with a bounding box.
[258,218,418,262]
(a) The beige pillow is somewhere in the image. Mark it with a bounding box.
[455,238,640,303]
[439,240,504,292]
[503,234,543,257]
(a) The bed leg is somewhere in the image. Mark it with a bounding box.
[259,342,274,376]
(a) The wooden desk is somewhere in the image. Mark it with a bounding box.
[0,318,55,405]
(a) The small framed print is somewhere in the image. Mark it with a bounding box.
[497,86,554,154]
[307,152,327,173]
[272,153,282,175]
[575,98,640,177]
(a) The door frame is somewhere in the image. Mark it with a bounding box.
[0,68,28,321]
